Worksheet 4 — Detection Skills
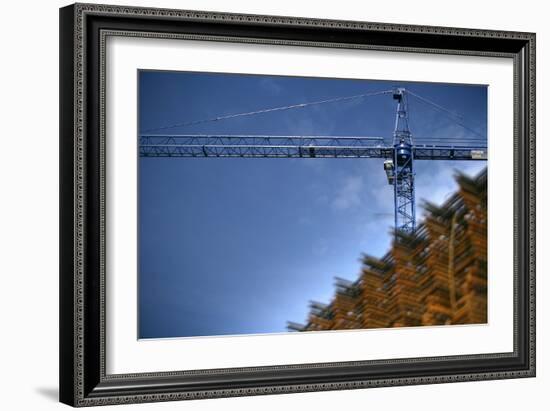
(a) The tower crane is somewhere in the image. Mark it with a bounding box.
[139,88,487,235]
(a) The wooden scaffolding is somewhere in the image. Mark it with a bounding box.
[293,168,488,332]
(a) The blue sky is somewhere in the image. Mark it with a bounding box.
[138,71,487,339]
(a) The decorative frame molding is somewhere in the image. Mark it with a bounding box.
[60,3,535,407]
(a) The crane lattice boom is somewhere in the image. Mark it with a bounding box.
[139,135,486,161]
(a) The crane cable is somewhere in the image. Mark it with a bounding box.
[406,90,486,140]
[142,89,393,134]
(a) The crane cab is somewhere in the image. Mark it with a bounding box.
[383,160,395,185]
[396,142,412,166]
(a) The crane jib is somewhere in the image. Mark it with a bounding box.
[139,142,487,161]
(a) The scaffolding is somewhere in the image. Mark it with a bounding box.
[289,168,488,331]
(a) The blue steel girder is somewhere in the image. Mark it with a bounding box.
[139,136,486,160]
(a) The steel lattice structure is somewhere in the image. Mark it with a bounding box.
[139,88,487,234]
[391,88,416,233]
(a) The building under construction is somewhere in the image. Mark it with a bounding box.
[288,167,487,332]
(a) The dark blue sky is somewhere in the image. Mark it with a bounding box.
[138,70,487,339]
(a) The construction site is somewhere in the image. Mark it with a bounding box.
[139,77,488,336]
[288,167,487,331]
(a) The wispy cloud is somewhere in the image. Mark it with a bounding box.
[312,237,329,257]
[297,215,313,226]
[259,78,283,96]
[331,175,364,211]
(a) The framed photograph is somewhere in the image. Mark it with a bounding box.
[59,3,535,407]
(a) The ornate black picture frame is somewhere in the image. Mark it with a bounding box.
[59,3,535,407]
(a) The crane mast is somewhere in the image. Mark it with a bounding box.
[386,88,416,234]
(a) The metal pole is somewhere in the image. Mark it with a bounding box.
[447,212,458,314]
